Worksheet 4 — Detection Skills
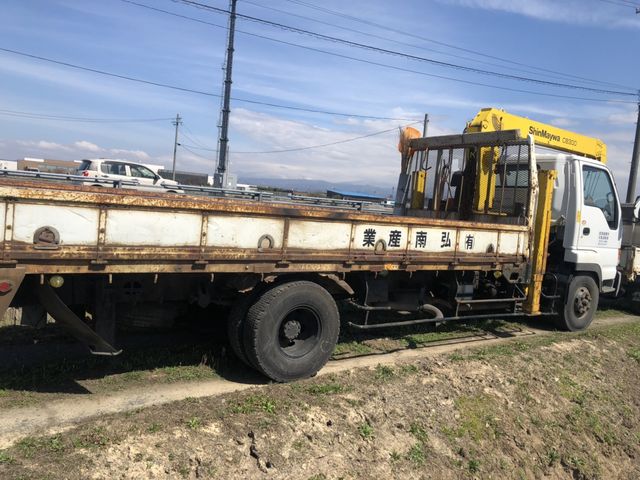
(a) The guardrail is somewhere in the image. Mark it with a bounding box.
[0,169,393,214]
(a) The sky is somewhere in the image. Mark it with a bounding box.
[0,0,638,193]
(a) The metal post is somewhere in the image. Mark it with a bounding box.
[419,113,429,168]
[215,0,237,188]
[171,113,182,181]
[626,97,640,203]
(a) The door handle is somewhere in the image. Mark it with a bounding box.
[583,227,590,236]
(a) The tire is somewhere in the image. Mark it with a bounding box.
[556,275,599,331]
[242,281,340,382]
[226,294,253,367]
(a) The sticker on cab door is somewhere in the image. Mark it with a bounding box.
[598,231,609,246]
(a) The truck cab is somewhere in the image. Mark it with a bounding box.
[537,153,622,293]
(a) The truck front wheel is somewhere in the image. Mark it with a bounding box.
[557,275,599,332]
[242,281,340,382]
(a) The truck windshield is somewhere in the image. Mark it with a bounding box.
[583,165,617,229]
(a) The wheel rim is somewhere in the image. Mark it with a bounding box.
[573,286,592,319]
[278,307,321,358]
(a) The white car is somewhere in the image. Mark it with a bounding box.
[76,159,182,193]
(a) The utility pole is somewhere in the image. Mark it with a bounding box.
[171,113,182,181]
[626,95,640,203]
[214,0,237,188]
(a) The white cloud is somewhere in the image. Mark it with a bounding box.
[73,140,101,152]
[549,118,576,128]
[435,0,640,28]
[4,139,155,165]
[225,108,410,186]
[16,140,71,151]
[110,148,150,160]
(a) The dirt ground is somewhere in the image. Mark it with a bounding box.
[1,320,639,480]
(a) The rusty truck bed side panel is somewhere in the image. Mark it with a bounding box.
[0,180,531,275]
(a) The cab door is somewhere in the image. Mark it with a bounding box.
[127,163,159,190]
[576,163,621,283]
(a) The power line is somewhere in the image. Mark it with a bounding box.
[173,0,636,96]
[595,0,640,8]
[239,0,608,87]
[0,108,173,123]
[281,0,638,91]
[181,124,216,150]
[181,121,419,154]
[0,46,419,121]
[180,143,215,161]
[227,26,638,104]
[120,1,637,105]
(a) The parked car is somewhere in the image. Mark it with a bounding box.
[76,159,182,193]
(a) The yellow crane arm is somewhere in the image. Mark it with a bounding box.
[465,108,607,163]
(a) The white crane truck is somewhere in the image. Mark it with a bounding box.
[0,109,632,382]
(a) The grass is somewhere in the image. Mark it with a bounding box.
[406,444,426,465]
[147,422,163,433]
[332,341,374,357]
[374,364,395,381]
[467,459,480,474]
[409,422,429,444]
[186,417,202,430]
[231,394,277,414]
[0,341,220,409]
[357,421,374,440]
[305,382,345,395]
[0,451,16,464]
[628,348,640,363]
[454,394,501,441]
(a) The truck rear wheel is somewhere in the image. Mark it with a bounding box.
[226,294,252,366]
[557,275,598,332]
[242,281,340,382]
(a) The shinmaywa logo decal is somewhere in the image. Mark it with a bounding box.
[529,126,561,142]
[528,125,578,146]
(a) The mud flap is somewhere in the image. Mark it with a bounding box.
[0,267,26,320]
[35,284,121,356]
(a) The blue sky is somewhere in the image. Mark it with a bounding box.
[0,0,638,190]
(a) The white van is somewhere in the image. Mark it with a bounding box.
[76,159,182,193]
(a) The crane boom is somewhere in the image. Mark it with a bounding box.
[465,108,607,163]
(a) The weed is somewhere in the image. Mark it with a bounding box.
[358,421,374,440]
[546,448,560,466]
[409,423,429,444]
[231,394,277,414]
[406,444,426,465]
[332,341,373,357]
[292,439,306,450]
[389,450,402,462]
[399,364,419,375]
[0,450,15,464]
[455,394,501,441]
[16,437,39,458]
[48,435,64,452]
[177,463,190,478]
[345,398,364,407]
[147,422,163,433]
[468,459,480,474]
[159,365,216,382]
[186,417,202,430]
[307,474,327,480]
[628,348,640,363]
[374,364,395,381]
[306,383,345,395]
[441,425,464,441]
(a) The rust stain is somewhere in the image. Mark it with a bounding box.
[0,179,527,232]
